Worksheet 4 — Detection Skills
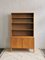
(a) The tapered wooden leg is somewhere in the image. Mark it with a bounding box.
[29,49,34,52]
[29,49,30,52]
[33,48,35,52]
[11,48,12,51]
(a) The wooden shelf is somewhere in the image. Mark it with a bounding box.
[12,29,33,31]
[11,36,34,38]
[12,17,33,19]
[12,22,33,24]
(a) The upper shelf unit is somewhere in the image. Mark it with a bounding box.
[11,13,34,36]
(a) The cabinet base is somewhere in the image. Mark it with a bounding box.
[10,48,34,52]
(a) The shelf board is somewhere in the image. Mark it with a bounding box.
[12,17,33,19]
[12,22,33,24]
[11,36,34,38]
[12,29,33,31]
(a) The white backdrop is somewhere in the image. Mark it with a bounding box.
[0,0,45,49]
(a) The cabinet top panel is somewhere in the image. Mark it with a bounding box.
[11,13,34,15]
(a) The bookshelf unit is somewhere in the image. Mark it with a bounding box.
[10,13,34,50]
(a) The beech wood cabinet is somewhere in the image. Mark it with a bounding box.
[10,13,34,50]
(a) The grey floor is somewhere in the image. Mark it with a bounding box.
[0,49,4,54]
[0,49,45,58]
[41,49,45,57]
[0,49,45,60]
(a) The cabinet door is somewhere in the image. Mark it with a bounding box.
[23,38,30,48]
[30,38,34,49]
[11,37,23,48]
[23,38,34,49]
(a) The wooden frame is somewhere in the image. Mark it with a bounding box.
[10,13,34,51]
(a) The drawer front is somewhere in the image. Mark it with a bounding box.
[23,38,34,49]
[11,37,23,48]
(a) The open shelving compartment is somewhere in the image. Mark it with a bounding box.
[11,13,34,36]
